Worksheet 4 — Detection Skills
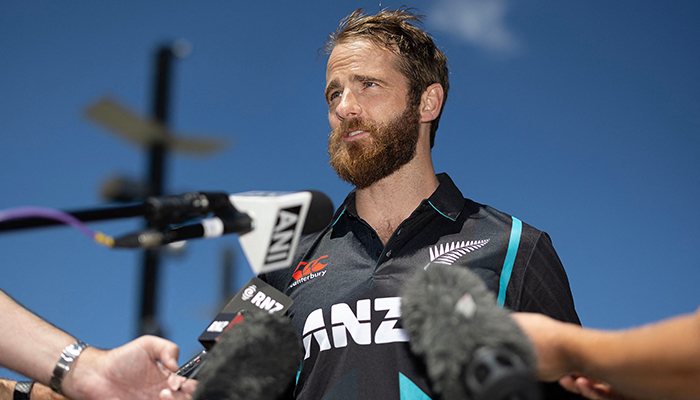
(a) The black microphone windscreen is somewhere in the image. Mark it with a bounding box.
[401,265,538,400]
[193,311,303,400]
[302,190,334,235]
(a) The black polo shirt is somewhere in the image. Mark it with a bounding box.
[262,173,580,400]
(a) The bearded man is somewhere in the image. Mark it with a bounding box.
[262,7,582,400]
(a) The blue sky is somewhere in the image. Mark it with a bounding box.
[2,1,699,380]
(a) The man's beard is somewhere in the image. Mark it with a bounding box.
[327,104,421,189]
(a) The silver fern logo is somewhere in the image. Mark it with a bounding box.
[427,239,491,268]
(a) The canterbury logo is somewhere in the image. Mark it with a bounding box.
[290,255,329,288]
[429,239,490,266]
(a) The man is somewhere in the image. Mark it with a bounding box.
[514,309,700,400]
[0,290,195,400]
[263,7,581,399]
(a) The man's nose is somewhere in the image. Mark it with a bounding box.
[335,90,362,120]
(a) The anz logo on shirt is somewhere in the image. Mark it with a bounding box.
[301,297,407,359]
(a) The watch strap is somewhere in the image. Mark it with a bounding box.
[13,381,34,400]
[49,340,89,395]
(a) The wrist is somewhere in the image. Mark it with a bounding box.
[49,340,89,396]
[565,324,604,376]
[58,346,104,400]
[544,321,585,376]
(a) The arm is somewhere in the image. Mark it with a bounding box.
[0,290,196,400]
[513,309,700,400]
[0,290,75,385]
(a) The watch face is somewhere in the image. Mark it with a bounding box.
[66,341,88,357]
[67,344,82,356]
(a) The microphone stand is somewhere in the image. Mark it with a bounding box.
[0,191,235,341]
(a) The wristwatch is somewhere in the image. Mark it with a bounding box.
[13,381,34,400]
[49,340,89,395]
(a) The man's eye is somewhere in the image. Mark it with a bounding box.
[329,92,341,101]
[364,82,377,88]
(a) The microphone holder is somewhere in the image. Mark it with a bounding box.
[0,190,245,343]
[0,191,236,234]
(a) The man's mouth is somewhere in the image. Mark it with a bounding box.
[345,129,368,140]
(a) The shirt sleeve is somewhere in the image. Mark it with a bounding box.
[505,227,581,325]
[506,227,586,399]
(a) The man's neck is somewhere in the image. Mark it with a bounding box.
[355,157,439,245]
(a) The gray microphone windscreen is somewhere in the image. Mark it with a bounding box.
[193,311,303,400]
[401,265,538,400]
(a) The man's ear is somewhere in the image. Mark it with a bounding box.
[419,83,444,123]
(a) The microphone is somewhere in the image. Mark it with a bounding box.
[400,264,540,400]
[231,190,333,274]
[197,277,294,349]
[144,191,236,227]
[177,277,295,379]
[113,190,334,274]
[192,311,304,400]
[112,213,252,248]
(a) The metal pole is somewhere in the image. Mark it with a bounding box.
[138,45,175,337]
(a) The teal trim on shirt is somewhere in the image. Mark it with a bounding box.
[330,209,346,227]
[497,216,522,307]
[428,201,457,221]
[399,373,431,399]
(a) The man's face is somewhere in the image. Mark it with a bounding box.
[325,39,421,188]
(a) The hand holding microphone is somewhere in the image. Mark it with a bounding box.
[401,264,540,400]
[174,278,301,399]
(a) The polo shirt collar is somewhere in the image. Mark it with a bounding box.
[336,172,465,222]
[427,173,464,221]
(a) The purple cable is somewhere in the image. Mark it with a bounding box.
[0,206,97,239]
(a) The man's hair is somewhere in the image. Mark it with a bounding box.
[323,7,450,148]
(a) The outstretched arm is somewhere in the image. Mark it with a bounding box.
[0,290,195,400]
[0,290,75,384]
[513,308,700,400]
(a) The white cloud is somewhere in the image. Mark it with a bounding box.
[429,0,523,56]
